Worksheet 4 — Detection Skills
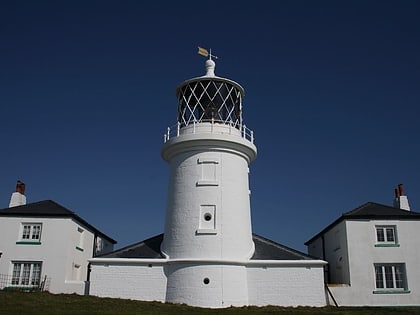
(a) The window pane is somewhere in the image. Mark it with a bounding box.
[12,264,21,285]
[394,265,404,288]
[21,263,31,285]
[22,225,31,239]
[32,225,41,240]
[31,263,41,286]
[375,266,384,288]
[386,228,395,242]
[376,228,385,242]
[384,266,394,288]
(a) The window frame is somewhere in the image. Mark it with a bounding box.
[375,225,398,246]
[374,263,409,293]
[11,261,42,288]
[19,223,42,243]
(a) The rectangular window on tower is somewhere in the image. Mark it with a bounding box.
[375,226,399,247]
[196,158,219,186]
[196,205,217,235]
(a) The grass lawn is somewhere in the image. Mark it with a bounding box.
[1,291,419,315]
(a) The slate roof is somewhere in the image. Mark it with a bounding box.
[98,233,314,260]
[305,202,420,245]
[0,200,117,244]
[251,234,314,260]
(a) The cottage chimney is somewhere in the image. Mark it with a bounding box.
[9,180,27,207]
[393,183,411,211]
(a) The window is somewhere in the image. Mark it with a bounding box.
[196,205,217,234]
[375,226,397,245]
[196,158,219,186]
[374,264,407,292]
[20,223,42,243]
[11,262,42,287]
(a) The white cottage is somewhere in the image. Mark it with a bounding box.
[306,184,420,306]
[89,52,327,308]
[0,181,116,294]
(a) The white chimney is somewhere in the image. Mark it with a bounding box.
[393,183,410,211]
[9,180,27,207]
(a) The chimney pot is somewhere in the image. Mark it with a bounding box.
[16,180,26,195]
[9,180,27,207]
[398,183,404,196]
[393,183,410,211]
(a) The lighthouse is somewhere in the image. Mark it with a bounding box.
[160,53,257,306]
[89,51,327,308]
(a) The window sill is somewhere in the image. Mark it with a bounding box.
[373,290,410,294]
[196,229,218,235]
[76,246,84,252]
[196,180,219,187]
[16,241,41,245]
[374,243,400,247]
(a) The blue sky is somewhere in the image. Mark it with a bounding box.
[1,1,419,252]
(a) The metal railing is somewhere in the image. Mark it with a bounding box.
[0,274,50,292]
[163,120,255,144]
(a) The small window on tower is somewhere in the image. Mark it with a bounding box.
[196,205,217,235]
[196,158,219,186]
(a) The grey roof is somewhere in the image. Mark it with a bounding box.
[251,234,314,260]
[98,234,165,258]
[99,233,314,260]
[0,200,116,244]
[305,202,420,245]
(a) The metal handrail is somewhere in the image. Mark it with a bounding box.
[163,121,255,144]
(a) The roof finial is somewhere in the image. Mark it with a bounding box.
[197,46,218,77]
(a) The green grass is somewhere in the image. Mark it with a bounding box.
[0,291,419,315]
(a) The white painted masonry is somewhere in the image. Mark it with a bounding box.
[89,57,327,308]
[307,198,420,307]
[9,192,26,208]
[0,199,115,294]
[89,259,167,301]
[247,263,326,307]
[90,258,326,307]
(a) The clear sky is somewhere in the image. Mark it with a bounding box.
[1,1,419,252]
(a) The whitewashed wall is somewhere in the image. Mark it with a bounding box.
[89,259,327,308]
[247,263,326,307]
[0,216,112,295]
[322,220,420,306]
[89,260,167,302]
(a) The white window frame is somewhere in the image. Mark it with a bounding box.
[11,262,42,287]
[374,263,407,291]
[20,223,42,242]
[375,225,397,244]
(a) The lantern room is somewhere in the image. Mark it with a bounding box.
[176,59,244,129]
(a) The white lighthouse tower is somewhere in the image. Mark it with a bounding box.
[161,53,257,307]
[89,52,327,309]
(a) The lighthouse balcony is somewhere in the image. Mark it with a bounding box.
[163,121,255,144]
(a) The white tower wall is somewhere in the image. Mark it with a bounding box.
[159,58,258,307]
[165,263,249,307]
[161,126,256,260]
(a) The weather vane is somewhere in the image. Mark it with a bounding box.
[197,46,219,60]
